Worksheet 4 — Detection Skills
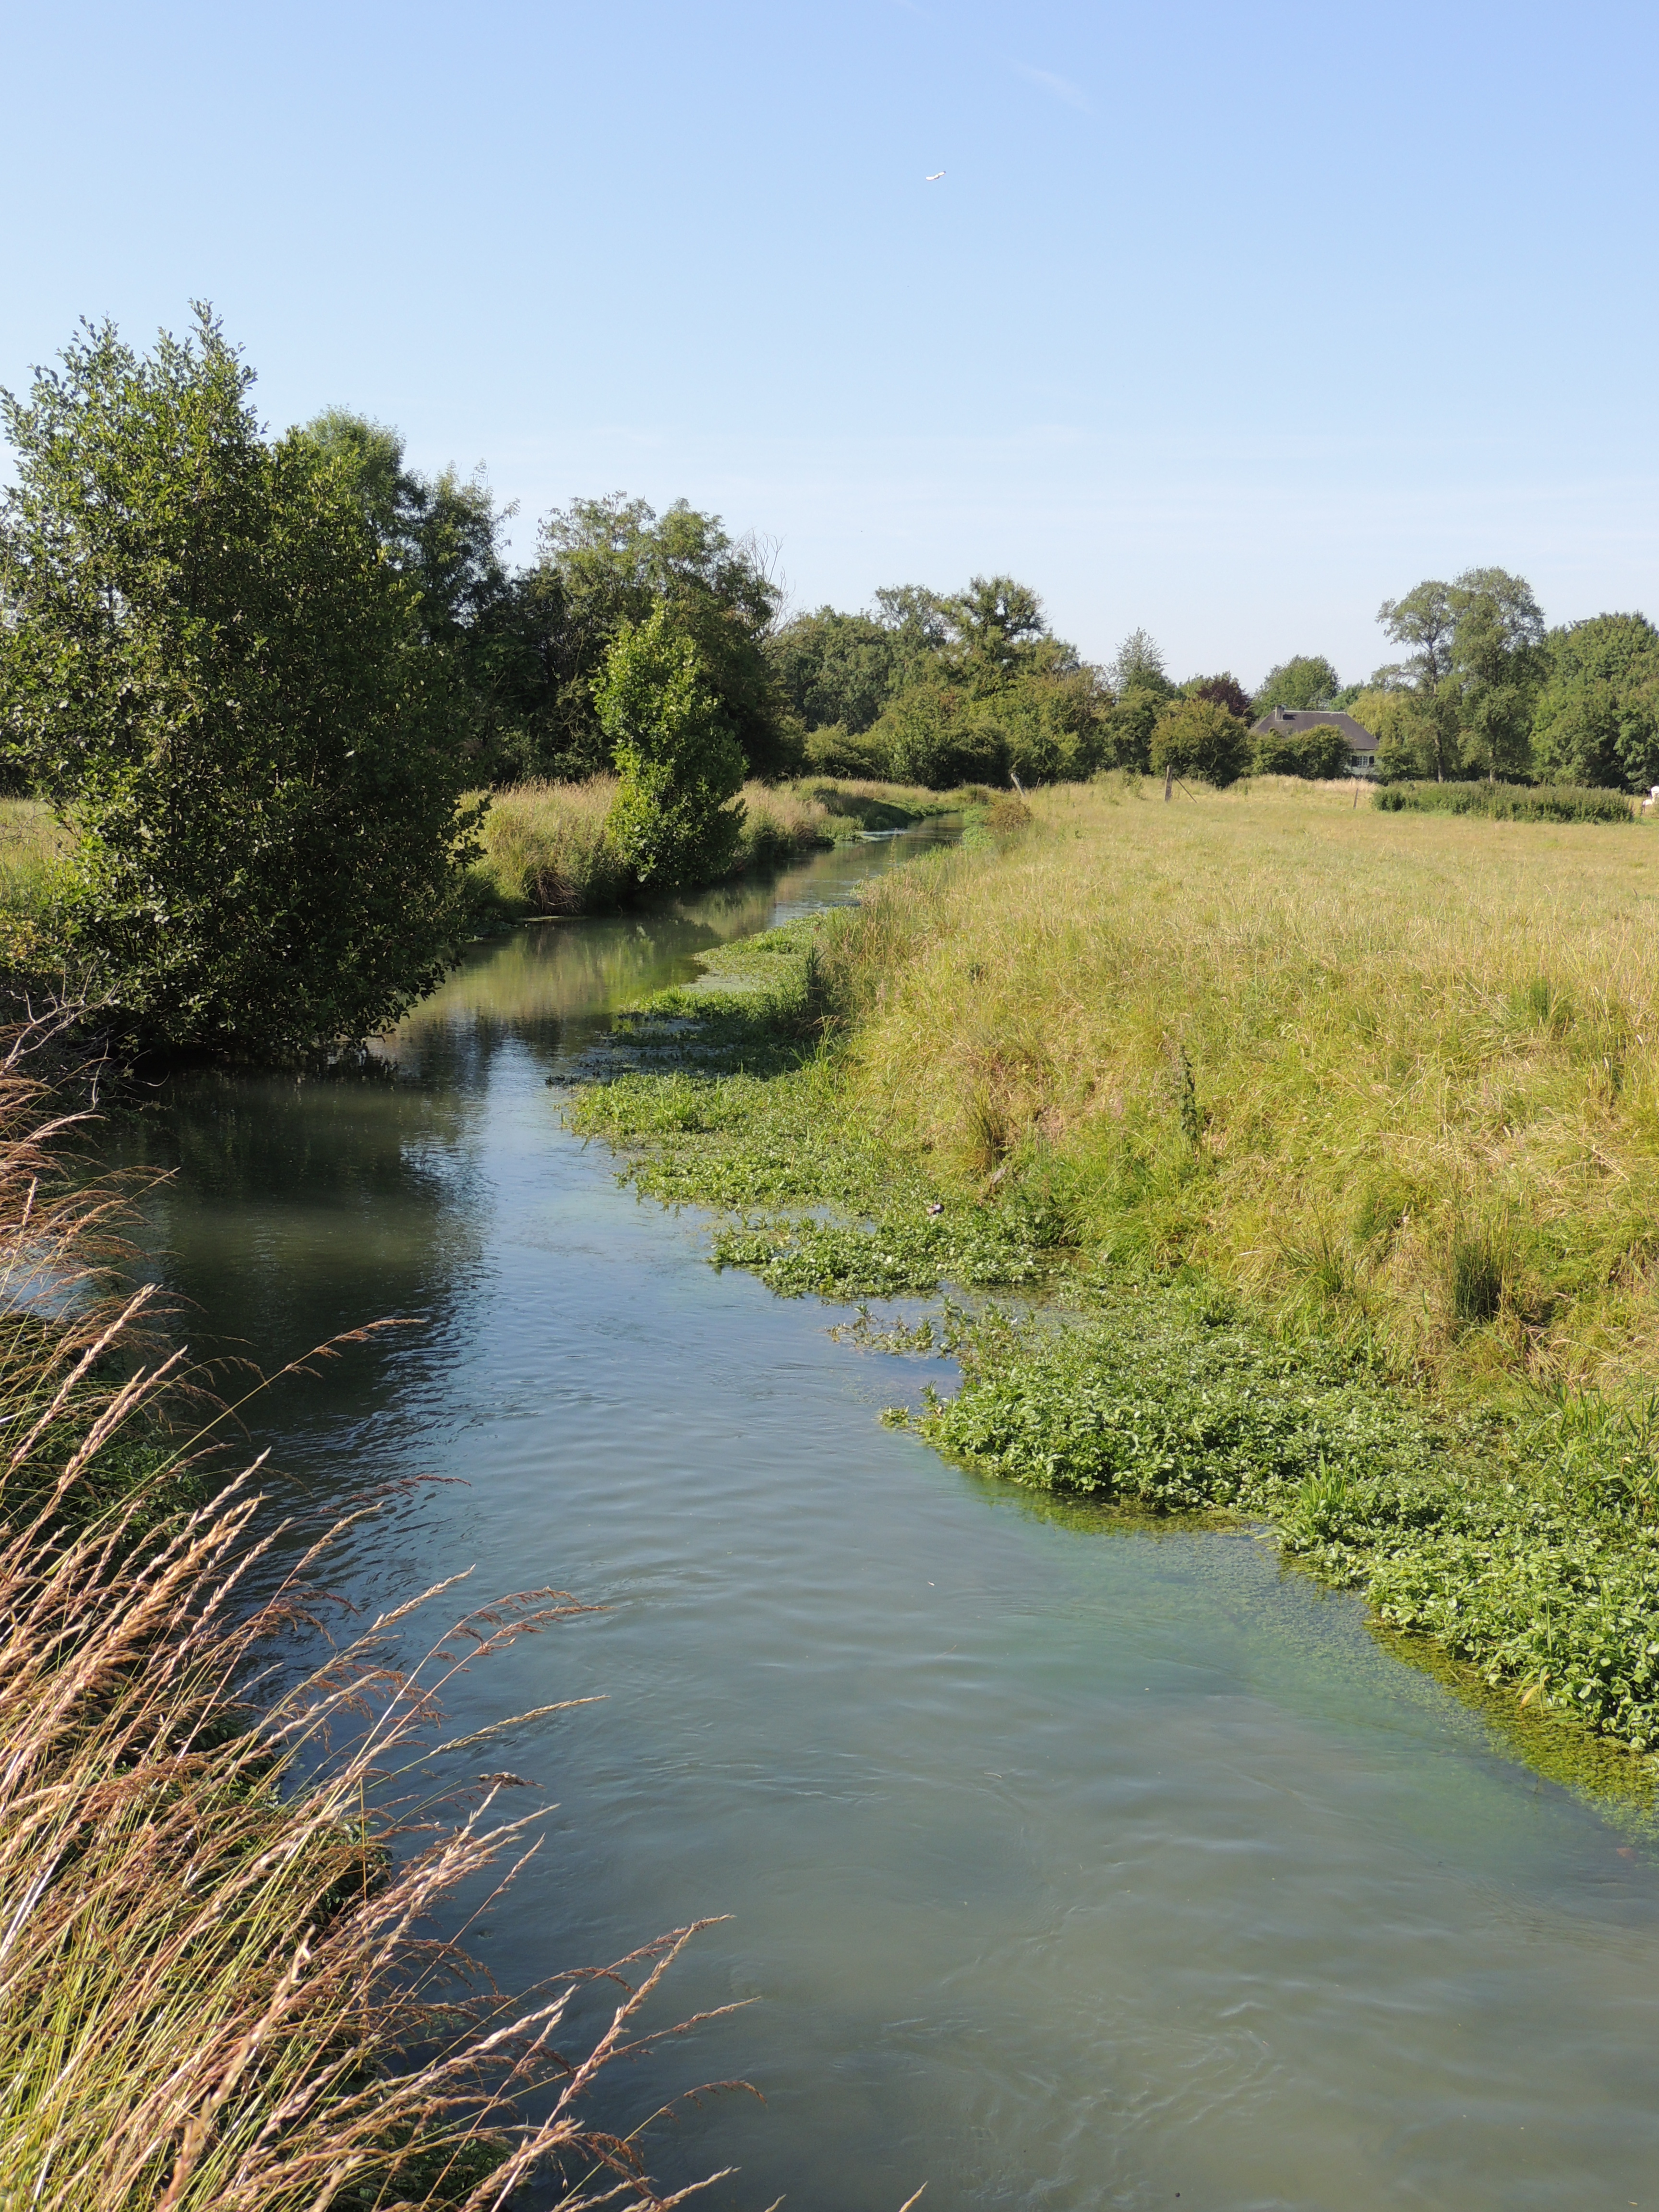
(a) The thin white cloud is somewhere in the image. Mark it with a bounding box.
[1011,62,1091,112]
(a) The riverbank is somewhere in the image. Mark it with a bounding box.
[0,779,979,963]
[466,774,979,921]
[569,778,1659,1773]
[0,1027,721,2208]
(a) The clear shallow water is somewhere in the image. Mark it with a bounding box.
[108,831,1659,2211]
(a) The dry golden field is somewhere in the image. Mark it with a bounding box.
[828,775,1659,1400]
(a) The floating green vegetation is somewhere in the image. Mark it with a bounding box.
[1367,1620,1659,1845]
[567,852,1659,1796]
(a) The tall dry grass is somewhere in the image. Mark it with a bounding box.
[821,775,1659,1397]
[470,778,842,917]
[470,778,629,916]
[0,1022,734,2210]
[0,798,72,968]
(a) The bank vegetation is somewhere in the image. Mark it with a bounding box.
[573,779,1659,1770]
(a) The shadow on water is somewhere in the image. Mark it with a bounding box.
[101,826,957,1435]
[96,816,1659,2212]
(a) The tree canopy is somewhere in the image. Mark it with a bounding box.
[1183,672,1253,720]
[1373,567,1546,782]
[0,311,481,1059]
[1253,655,1340,715]
[516,495,798,783]
[1531,612,1659,789]
[773,575,1110,789]
[767,608,899,735]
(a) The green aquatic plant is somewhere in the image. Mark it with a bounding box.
[566,799,1659,1773]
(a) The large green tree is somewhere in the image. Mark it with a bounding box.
[303,408,520,768]
[1107,629,1172,696]
[0,311,480,1058]
[942,575,1061,693]
[1531,612,1659,789]
[766,607,900,734]
[1451,574,1545,780]
[1375,567,1544,781]
[1253,654,1340,715]
[496,495,799,784]
[1090,630,1176,771]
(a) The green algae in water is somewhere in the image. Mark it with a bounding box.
[571,916,1659,1810]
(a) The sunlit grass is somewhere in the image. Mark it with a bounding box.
[0,798,72,966]
[469,776,848,917]
[819,775,1659,1399]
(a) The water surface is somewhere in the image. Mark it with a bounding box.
[110,830,1659,2210]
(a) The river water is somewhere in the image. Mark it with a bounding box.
[110,829,1659,2210]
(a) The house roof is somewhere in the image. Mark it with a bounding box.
[1250,707,1377,752]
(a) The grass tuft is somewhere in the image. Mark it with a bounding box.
[1448,1214,1510,1327]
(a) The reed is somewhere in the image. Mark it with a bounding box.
[469,777,630,917]
[0,1022,731,2209]
[1374,780,1637,824]
[469,777,847,918]
[0,799,72,968]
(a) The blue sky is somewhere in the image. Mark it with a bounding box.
[5,0,1657,686]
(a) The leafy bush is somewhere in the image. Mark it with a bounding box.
[1374,781,1635,822]
[803,722,892,779]
[1250,720,1351,778]
[868,682,1008,789]
[595,606,747,888]
[1149,697,1252,786]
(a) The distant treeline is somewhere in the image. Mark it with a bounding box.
[352,428,1659,796]
[331,441,1356,795]
[1313,571,1659,793]
[5,304,1656,1062]
[767,571,1659,796]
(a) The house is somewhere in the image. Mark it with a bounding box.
[1250,705,1380,777]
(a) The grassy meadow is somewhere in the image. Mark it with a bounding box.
[826,773,1659,1399]
[572,775,1659,1772]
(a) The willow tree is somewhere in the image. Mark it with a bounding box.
[0,310,481,1059]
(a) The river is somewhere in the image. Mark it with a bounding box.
[108,827,1659,2210]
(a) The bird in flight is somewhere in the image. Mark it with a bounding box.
[925,170,945,181]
